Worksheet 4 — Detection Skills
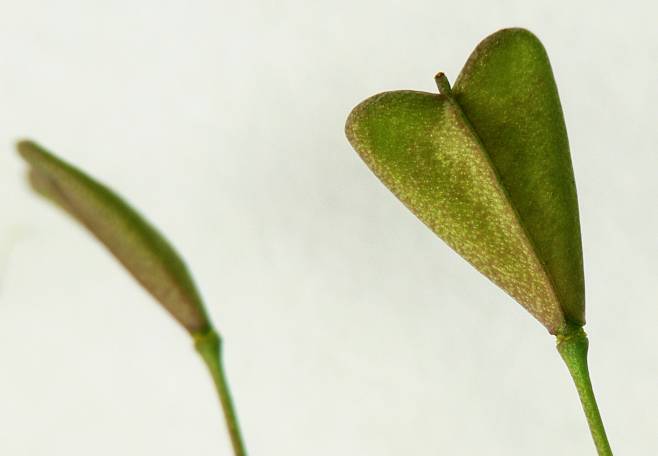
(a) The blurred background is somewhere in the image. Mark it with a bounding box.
[0,1,656,454]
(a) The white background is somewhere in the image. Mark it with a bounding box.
[0,1,656,455]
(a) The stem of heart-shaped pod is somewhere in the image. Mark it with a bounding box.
[557,327,613,456]
[194,329,248,456]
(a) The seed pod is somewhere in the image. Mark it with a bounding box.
[17,140,211,334]
[345,28,584,335]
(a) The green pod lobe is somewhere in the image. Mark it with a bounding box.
[17,140,211,334]
[453,28,584,327]
[345,28,584,335]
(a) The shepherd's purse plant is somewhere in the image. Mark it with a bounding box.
[17,140,247,456]
[345,27,613,455]
[14,26,615,456]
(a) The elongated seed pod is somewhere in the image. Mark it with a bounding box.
[17,140,211,334]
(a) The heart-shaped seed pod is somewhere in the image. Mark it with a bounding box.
[345,27,613,456]
[345,28,584,336]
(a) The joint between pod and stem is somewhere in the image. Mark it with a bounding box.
[194,326,222,361]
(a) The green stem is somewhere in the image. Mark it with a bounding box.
[557,327,612,456]
[194,329,248,456]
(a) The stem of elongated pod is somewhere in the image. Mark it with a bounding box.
[557,326,613,456]
[194,328,248,456]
